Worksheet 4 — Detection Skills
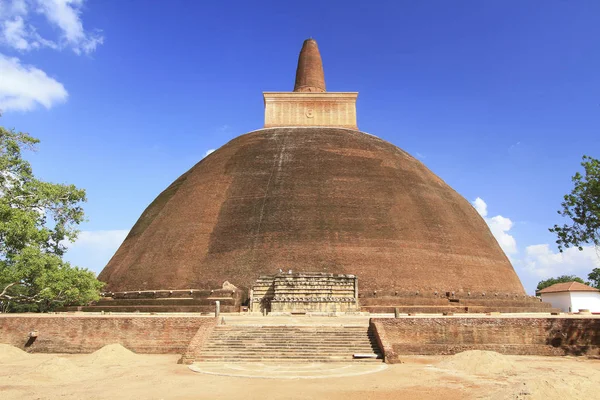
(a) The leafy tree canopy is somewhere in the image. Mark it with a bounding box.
[536,275,587,293]
[550,155,600,252]
[0,126,103,312]
[588,268,600,289]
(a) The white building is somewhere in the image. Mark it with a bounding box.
[538,281,600,313]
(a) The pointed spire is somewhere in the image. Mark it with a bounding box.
[293,39,326,93]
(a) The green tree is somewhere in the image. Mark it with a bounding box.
[0,126,103,312]
[588,268,600,289]
[536,275,587,293]
[550,155,600,252]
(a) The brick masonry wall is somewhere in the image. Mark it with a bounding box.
[179,319,218,364]
[371,317,600,363]
[0,315,217,354]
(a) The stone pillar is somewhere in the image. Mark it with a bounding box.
[215,301,220,318]
[394,308,400,318]
[354,277,359,308]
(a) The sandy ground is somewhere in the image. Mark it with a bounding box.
[1,345,599,400]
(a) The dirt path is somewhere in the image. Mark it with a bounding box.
[1,345,599,400]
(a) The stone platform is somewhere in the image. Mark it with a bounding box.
[359,290,559,314]
[63,287,247,313]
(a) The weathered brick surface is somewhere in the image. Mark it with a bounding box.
[371,317,600,363]
[179,320,219,364]
[0,315,216,354]
[293,38,326,93]
[98,128,526,298]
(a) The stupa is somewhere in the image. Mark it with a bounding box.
[94,39,552,314]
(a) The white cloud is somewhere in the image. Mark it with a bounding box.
[1,16,29,50]
[473,197,488,217]
[522,244,600,279]
[0,0,102,54]
[64,229,129,274]
[0,53,67,111]
[487,215,517,255]
[472,196,600,294]
[0,0,102,113]
[35,0,103,54]
[203,149,215,158]
[472,197,517,255]
[0,0,28,18]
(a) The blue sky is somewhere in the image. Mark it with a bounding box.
[1,0,599,294]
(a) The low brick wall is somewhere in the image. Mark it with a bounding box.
[179,320,217,364]
[371,317,600,363]
[0,314,217,354]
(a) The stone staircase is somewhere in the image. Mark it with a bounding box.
[192,325,382,362]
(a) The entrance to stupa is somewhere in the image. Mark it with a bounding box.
[249,272,359,314]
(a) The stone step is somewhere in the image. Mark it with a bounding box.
[211,332,372,335]
[359,297,451,306]
[206,345,375,349]
[208,338,374,343]
[211,339,372,342]
[201,350,376,355]
[208,335,374,339]
[70,305,238,313]
[358,291,527,298]
[206,345,376,348]
[198,355,380,360]
[213,327,371,330]
[361,305,560,314]
[211,334,372,337]
[208,335,374,338]
[195,355,381,363]
[212,336,372,340]
[185,324,382,364]
[213,329,371,332]
[459,299,555,307]
[208,339,373,343]
[200,346,375,352]
[209,338,373,342]
[207,339,374,343]
[197,351,381,360]
[211,333,373,336]
[210,329,374,334]
[108,289,238,299]
[214,326,369,329]
[214,330,372,333]
[211,331,373,334]
[96,298,237,306]
[211,333,371,336]
[208,341,373,345]
[359,297,551,307]
[213,327,370,331]
[212,328,372,331]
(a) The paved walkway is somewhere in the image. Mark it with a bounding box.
[188,362,388,379]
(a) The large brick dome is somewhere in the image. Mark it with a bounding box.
[99,126,526,296]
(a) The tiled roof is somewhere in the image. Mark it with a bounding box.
[538,281,599,294]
